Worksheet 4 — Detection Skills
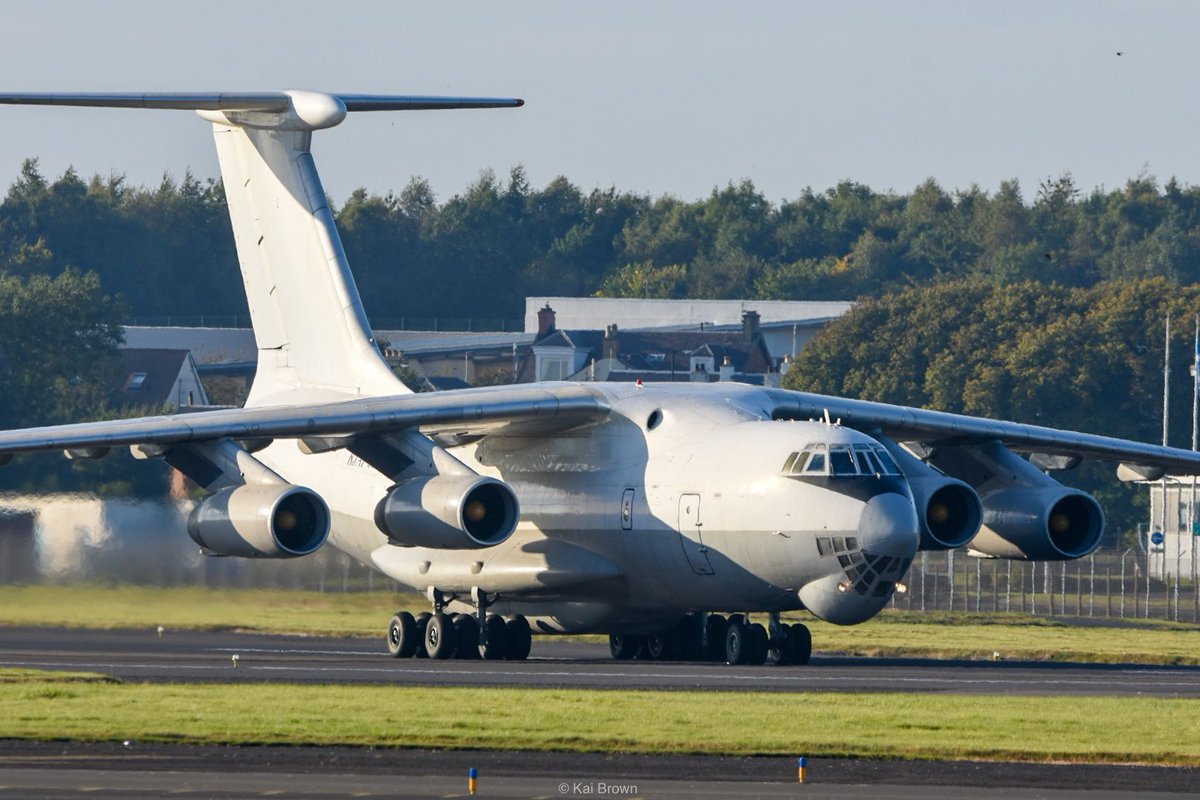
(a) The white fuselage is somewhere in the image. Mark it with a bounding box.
[253,381,921,633]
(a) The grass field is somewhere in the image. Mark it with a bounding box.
[0,584,1197,665]
[0,670,1196,764]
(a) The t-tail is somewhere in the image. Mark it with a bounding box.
[0,91,523,406]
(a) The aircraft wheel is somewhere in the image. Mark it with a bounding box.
[789,623,812,666]
[481,615,508,660]
[609,634,643,660]
[453,615,481,659]
[424,612,456,660]
[504,615,532,661]
[386,611,418,658]
[644,631,679,661]
[769,625,797,666]
[724,623,749,665]
[746,623,769,666]
[677,614,704,661]
[704,614,728,662]
[414,612,431,658]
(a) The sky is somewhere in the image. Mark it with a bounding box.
[0,1,1197,206]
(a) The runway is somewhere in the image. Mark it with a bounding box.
[0,740,1197,799]
[3,626,1200,798]
[2,625,1200,696]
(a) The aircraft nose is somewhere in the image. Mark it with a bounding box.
[857,492,920,557]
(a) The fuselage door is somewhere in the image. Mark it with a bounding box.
[677,493,715,575]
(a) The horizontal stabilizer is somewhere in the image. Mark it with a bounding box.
[0,92,522,113]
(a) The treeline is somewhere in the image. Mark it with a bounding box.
[7,160,1200,319]
[784,278,1200,541]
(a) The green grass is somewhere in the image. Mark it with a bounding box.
[1,584,1199,664]
[0,671,1196,764]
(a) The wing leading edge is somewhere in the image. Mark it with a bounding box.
[765,389,1200,476]
[0,383,608,461]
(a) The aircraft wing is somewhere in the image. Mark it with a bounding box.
[0,383,609,461]
[764,388,1200,476]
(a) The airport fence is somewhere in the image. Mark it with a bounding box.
[896,547,1200,623]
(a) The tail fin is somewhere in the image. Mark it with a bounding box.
[0,91,523,406]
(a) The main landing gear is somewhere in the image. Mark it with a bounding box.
[609,612,811,666]
[386,588,531,661]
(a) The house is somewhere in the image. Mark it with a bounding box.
[519,306,779,386]
[110,349,210,411]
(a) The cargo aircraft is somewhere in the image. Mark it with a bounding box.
[0,91,1197,666]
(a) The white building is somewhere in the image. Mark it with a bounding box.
[1147,478,1200,579]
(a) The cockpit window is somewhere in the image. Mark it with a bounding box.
[872,446,901,476]
[786,442,902,478]
[829,446,857,476]
[799,444,827,475]
[852,446,877,474]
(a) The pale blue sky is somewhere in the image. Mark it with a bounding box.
[0,1,1196,205]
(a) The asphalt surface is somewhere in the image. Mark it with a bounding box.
[0,741,1197,799]
[2,625,1200,696]
[2,627,1199,798]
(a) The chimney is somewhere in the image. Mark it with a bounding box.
[603,323,620,361]
[537,304,557,338]
[719,355,734,382]
[742,309,761,342]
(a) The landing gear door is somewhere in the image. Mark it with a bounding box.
[677,493,714,575]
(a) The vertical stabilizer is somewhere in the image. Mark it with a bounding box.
[210,121,402,405]
[0,90,524,407]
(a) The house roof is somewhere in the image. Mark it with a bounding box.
[108,349,192,410]
[518,328,774,383]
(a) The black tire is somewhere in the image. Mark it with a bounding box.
[482,615,508,660]
[386,611,418,658]
[644,631,679,661]
[677,614,704,661]
[414,612,431,658]
[746,623,769,665]
[453,615,481,659]
[704,614,728,662]
[504,615,532,661]
[725,623,748,665]
[425,612,456,660]
[770,627,798,666]
[609,634,643,660]
[789,623,813,666]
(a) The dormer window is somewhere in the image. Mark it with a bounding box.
[126,372,148,391]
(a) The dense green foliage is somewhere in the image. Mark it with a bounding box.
[7,160,1200,320]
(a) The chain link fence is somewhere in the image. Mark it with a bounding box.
[896,548,1200,622]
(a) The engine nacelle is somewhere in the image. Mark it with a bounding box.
[912,477,984,551]
[375,475,519,549]
[187,484,330,558]
[972,487,1104,560]
[876,437,982,550]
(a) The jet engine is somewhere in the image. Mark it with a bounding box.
[973,487,1103,560]
[375,474,519,549]
[876,437,982,551]
[187,484,330,558]
[928,441,1104,561]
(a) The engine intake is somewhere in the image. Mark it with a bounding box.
[375,475,519,549]
[876,437,982,550]
[187,484,330,558]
